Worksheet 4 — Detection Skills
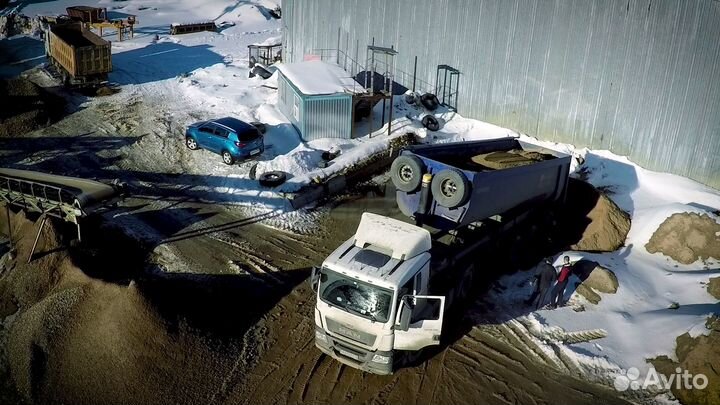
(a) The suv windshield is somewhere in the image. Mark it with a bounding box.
[238,129,260,142]
[319,267,393,323]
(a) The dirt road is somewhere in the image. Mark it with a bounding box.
[209,190,631,405]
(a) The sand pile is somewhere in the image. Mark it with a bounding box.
[0,78,66,137]
[471,149,554,170]
[645,212,720,265]
[0,210,250,405]
[558,179,631,252]
[571,260,619,304]
[652,317,720,405]
[709,278,720,300]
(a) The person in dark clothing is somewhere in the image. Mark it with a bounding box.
[526,258,557,309]
[550,255,574,308]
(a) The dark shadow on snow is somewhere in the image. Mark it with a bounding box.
[111,42,226,85]
[0,36,45,79]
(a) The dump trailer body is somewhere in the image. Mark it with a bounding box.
[47,23,112,85]
[395,138,571,230]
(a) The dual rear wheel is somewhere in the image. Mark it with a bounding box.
[390,155,471,209]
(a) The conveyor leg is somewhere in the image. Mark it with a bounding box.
[5,204,12,251]
[28,216,47,264]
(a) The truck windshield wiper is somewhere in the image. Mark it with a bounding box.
[344,306,377,322]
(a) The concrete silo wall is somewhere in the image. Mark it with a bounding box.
[283,0,720,189]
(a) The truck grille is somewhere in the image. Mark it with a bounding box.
[325,318,376,346]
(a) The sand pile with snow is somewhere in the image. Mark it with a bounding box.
[645,212,720,264]
[709,278,720,300]
[560,179,631,252]
[0,211,255,404]
[0,78,65,137]
[651,317,720,405]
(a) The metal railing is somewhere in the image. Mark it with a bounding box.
[310,48,436,96]
[0,175,82,223]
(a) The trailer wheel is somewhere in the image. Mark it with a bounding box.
[420,93,440,111]
[391,155,425,193]
[421,115,440,131]
[431,168,471,208]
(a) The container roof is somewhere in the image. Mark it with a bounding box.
[276,60,365,96]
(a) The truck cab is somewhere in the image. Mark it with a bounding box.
[311,213,446,375]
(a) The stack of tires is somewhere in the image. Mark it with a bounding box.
[390,155,471,209]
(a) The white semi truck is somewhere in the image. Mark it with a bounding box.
[310,138,572,374]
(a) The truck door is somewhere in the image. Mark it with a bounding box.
[393,295,445,351]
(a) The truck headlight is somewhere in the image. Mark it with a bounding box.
[315,329,327,343]
[371,354,390,364]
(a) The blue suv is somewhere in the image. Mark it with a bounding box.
[185,117,264,165]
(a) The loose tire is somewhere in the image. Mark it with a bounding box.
[405,92,417,105]
[258,171,287,187]
[420,93,440,111]
[431,168,471,208]
[421,115,440,131]
[186,136,199,150]
[221,150,235,165]
[390,155,425,193]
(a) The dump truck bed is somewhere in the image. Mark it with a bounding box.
[396,138,571,230]
[47,23,112,82]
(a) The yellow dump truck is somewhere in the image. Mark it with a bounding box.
[46,22,112,87]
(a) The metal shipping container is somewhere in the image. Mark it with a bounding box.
[277,68,354,141]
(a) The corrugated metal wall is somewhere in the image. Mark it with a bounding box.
[302,96,353,141]
[283,0,720,189]
[277,72,353,141]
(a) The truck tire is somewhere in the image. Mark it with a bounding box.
[405,92,417,105]
[420,93,440,111]
[258,171,287,187]
[391,155,425,193]
[421,115,440,131]
[431,168,471,208]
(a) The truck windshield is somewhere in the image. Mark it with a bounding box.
[319,268,393,323]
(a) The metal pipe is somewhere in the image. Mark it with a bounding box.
[28,216,47,264]
[412,56,417,93]
[5,204,12,251]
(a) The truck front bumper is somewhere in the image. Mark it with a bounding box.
[315,327,393,375]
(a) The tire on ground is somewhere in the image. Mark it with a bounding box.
[431,168,471,208]
[421,115,440,131]
[420,93,440,111]
[258,170,287,187]
[390,155,425,193]
[405,92,417,105]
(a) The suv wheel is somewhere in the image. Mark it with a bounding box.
[222,151,235,165]
[186,137,199,150]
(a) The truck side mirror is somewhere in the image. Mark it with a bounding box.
[309,266,320,292]
[396,296,413,331]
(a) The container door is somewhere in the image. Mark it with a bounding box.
[393,295,445,351]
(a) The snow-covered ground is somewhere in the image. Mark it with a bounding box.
[4,0,720,398]
[481,140,720,395]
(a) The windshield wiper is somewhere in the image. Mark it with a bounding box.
[345,306,378,323]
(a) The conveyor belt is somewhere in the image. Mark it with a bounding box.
[0,168,118,224]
